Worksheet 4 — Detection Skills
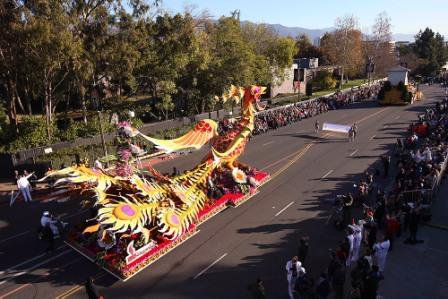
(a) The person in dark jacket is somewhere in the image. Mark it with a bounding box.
[298,236,310,265]
[248,278,266,299]
[85,276,102,299]
[315,273,331,299]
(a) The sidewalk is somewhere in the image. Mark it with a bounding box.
[379,180,448,299]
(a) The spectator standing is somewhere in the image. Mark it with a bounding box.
[297,236,309,265]
[285,256,302,299]
[17,174,32,202]
[361,265,382,299]
[408,206,422,244]
[372,235,390,273]
[332,262,346,299]
[247,278,266,299]
[85,276,103,299]
[315,273,331,299]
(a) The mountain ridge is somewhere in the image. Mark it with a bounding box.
[254,22,415,42]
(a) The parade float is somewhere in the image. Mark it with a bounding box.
[40,85,270,280]
[378,66,423,105]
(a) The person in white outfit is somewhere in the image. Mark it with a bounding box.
[373,236,390,272]
[285,256,304,299]
[346,227,355,267]
[40,211,60,237]
[350,223,363,263]
[17,174,32,202]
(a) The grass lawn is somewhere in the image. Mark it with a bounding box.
[311,79,367,98]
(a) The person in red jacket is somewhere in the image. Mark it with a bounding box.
[385,213,400,251]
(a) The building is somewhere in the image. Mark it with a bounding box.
[270,63,302,98]
[388,65,410,86]
[295,58,319,69]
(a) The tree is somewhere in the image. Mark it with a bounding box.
[24,0,82,139]
[413,28,448,76]
[295,34,323,60]
[313,70,336,90]
[321,15,363,85]
[363,12,397,77]
[0,0,26,133]
[155,81,176,120]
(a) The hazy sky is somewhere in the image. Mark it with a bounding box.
[160,0,448,36]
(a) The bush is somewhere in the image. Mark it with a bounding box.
[398,81,411,102]
[377,81,393,101]
[313,71,336,90]
[5,116,59,152]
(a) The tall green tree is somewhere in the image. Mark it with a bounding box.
[413,28,448,76]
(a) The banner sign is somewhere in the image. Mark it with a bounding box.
[322,122,351,134]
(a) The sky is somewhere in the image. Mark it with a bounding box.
[159,0,448,37]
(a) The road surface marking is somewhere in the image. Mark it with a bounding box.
[395,116,400,119]
[0,258,82,298]
[0,245,67,276]
[321,170,334,179]
[357,108,388,124]
[0,231,31,244]
[369,135,376,140]
[262,141,274,146]
[275,201,295,217]
[261,147,306,171]
[0,249,71,286]
[349,150,358,157]
[193,253,228,280]
[271,144,313,179]
[55,272,106,299]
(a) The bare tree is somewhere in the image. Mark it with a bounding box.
[363,12,397,78]
[333,15,359,88]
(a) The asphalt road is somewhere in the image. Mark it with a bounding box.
[0,85,444,299]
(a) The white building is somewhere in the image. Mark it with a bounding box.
[387,66,410,86]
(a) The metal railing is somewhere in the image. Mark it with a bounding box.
[398,152,448,206]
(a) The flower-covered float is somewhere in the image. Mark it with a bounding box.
[40,85,270,280]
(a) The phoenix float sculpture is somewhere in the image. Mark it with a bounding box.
[41,85,269,279]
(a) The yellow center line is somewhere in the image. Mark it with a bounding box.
[55,272,105,299]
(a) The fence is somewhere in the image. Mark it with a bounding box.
[397,151,448,206]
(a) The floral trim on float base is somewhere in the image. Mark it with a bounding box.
[66,225,200,281]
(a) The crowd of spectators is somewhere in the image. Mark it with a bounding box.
[280,86,448,299]
[219,84,381,136]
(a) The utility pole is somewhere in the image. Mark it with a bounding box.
[97,111,108,158]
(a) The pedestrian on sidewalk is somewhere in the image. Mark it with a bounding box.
[17,174,32,202]
[298,236,309,265]
[315,120,320,134]
[372,235,390,273]
[285,256,302,299]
